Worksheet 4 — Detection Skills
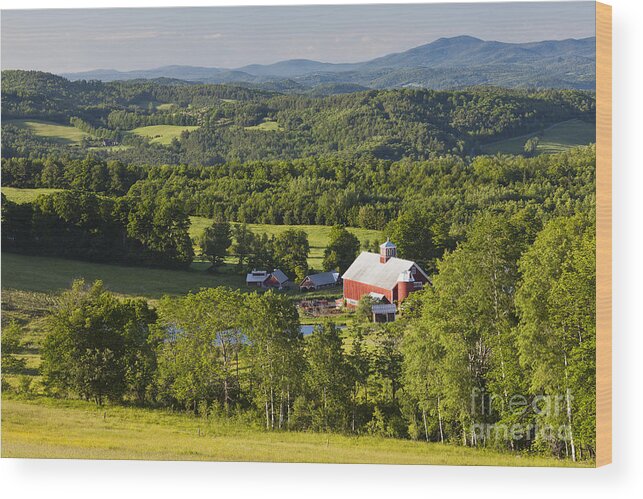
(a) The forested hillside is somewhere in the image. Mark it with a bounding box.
[2,70,595,164]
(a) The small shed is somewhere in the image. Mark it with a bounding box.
[299,271,340,291]
[264,269,290,289]
[372,303,397,323]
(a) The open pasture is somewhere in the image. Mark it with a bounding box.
[243,120,283,131]
[190,217,382,269]
[4,119,90,145]
[1,253,244,300]
[480,119,595,155]
[130,124,200,145]
[2,186,64,204]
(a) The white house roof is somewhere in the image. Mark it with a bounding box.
[271,269,290,284]
[302,271,340,287]
[246,270,269,283]
[342,252,428,290]
[368,292,386,301]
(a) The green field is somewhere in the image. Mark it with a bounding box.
[480,119,595,155]
[190,216,382,268]
[155,103,176,111]
[0,397,583,466]
[244,120,283,131]
[1,253,244,300]
[130,125,200,145]
[2,186,63,204]
[5,119,90,145]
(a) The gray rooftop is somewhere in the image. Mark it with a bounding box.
[372,303,397,314]
[342,252,428,290]
[271,269,290,284]
[302,271,340,287]
[246,270,269,283]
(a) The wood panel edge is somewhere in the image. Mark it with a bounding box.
[595,1,612,468]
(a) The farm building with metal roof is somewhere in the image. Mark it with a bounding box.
[341,240,429,311]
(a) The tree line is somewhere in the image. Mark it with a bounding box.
[1,191,193,269]
[2,146,596,234]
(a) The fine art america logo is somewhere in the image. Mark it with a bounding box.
[469,388,575,443]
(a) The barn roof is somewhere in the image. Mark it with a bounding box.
[302,271,340,287]
[342,252,428,290]
[271,269,290,284]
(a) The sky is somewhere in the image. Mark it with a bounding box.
[1,2,596,73]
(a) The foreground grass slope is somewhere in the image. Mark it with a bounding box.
[1,397,586,466]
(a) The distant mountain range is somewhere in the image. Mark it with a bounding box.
[62,35,596,91]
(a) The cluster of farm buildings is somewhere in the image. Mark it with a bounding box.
[246,239,429,322]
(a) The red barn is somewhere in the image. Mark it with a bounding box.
[342,240,429,309]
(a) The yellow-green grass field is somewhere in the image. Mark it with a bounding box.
[480,119,595,156]
[2,186,64,204]
[190,216,382,269]
[155,103,176,111]
[244,120,283,131]
[4,119,90,145]
[0,397,586,466]
[130,125,200,145]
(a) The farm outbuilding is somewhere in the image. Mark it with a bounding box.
[245,269,290,289]
[371,303,397,323]
[299,271,341,291]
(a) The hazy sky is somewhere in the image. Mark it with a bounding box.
[1,2,596,73]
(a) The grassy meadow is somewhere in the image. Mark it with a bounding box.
[190,216,381,269]
[1,253,244,300]
[130,124,200,145]
[480,119,595,155]
[1,186,64,203]
[0,397,586,466]
[244,120,283,131]
[5,119,90,145]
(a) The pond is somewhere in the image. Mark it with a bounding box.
[300,324,346,336]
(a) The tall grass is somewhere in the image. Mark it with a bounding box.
[1,397,589,466]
